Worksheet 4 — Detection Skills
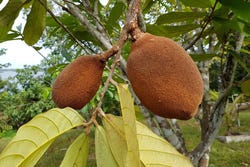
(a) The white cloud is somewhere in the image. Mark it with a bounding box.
[99,0,108,6]
[0,41,45,69]
[0,0,48,69]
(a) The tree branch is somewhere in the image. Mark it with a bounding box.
[154,116,188,154]
[189,33,244,166]
[184,0,218,50]
[65,0,112,49]
[38,0,93,53]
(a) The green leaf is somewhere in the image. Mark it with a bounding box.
[60,133,89,167]
[103,114,192,167]
[241,79,250,95]
[72,30,101,46]
[210,90,219,101]
[117,84,140,167]
[0,31,20,43]
[219,0,250,23]
[0,107,84,166]
[213,5,231,19]
[108,2,125,26]
[146,24,200,38]
[230,49,250,74]
[213,17,250,41]
[190,54,218,61]
[23,0,47,45]
[95,125,119,167]
[103,115,127,167]
[46,14,78,28]
[180,0,211,8]
[0,0,27,38]
[156,12,207,25]
[136,121,193,167]
[142,0,157,13]
[241,48,250,55]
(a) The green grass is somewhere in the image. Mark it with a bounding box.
[35,128,97,167]
[0,129,16,152]
[179,111,250,167]
[0,111,249,166]
[209,111,250,167]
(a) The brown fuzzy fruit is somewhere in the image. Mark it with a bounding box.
[127,33,203,120]
[52,55,105,109]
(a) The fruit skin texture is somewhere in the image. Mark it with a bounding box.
[52,55,105,109]
[127,33,203,120]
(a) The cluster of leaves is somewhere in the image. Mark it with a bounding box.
[0,112,12,133]
[0,65,55,129]
[0,49,10,69]
[0,84,193,166]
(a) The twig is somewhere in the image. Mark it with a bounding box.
[95,49,121,111]
[52,0,70,13]
[92,0,142,117]
[82,107,103,127]
[65,0,112,49]
[32,46,48,61]
[184,0,218,50]
[38,0,91,52]
[189,33,244,166]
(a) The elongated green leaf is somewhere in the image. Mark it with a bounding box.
[60,133,89,167]
[147,24,200,38]
[107,2,125,27]
[230,50,250,74]
[156,12,207,25]
[213,17,250,38]
[0,0,27,39]
[0,107,83,166]
[106,1,125,33]
[46,14,78,28]
[103,114,192,167]
[142,0,157,13]
[95,125,119,167]
[219,0,250,23]
[19,140,53,167]
[117,84,140,167]
[241,79,250,95]
[0,31,20,43]
[23,0,47,45]
[213,5,230,20]
[103,115,127,167]
[241,48,250,55]
[180,0,211,8]
[72,30,101,46]
[190,54,218,61]
[136,122,193,167]
[103,115,145,167]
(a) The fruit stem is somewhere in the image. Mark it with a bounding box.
[93,0,142,122]
[125,0,142,41]
[101,45,119,61]
[130,27,143,41]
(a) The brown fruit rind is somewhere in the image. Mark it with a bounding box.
[127,33,203,120]
[52,55,105,109]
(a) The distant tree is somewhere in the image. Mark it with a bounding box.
[0,48,10,68]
